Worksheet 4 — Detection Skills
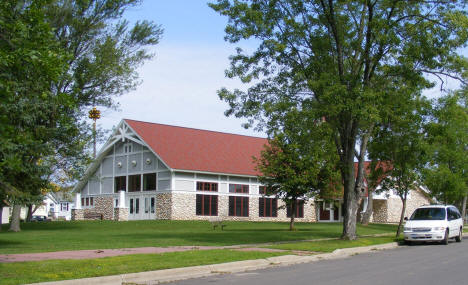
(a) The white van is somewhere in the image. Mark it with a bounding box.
[403,205,463,245]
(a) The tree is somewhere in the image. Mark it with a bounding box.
[360,160,390,226]
[43,0,163,187]
[424,91,468,220]
[0,0,68,231]
[368,97,429,237]
[210,0,468,239]
[0,0,162,231]
[254,110,338,230]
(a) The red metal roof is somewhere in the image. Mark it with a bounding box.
[125,119,268,176]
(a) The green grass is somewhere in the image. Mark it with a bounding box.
[0,249,287,285]
[0,220,397,254]
[264,236,401,253]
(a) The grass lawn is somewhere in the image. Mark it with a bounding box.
[0,220,397,254]
[264,236,402,253]
[0,249,288,285]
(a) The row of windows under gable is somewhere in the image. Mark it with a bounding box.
[114,173,157,192]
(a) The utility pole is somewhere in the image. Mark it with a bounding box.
[88,107,101,158]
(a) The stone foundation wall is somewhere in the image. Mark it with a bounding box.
[71,209,84,221]
[156,193,172,219]
[170,192,316,222]
[114,208,129,221]
[386,189,431,223]
[79,196,114,220]
[372,199,388,223]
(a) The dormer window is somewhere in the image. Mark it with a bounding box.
[124,143,132,153]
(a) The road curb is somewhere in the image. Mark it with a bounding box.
[29,242,400,285]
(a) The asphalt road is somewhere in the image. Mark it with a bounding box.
[171,237,468,285]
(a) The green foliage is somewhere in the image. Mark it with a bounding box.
[210,0,468,238]
[255,111,338,200]
[424,91,468,204]
[0,0,162,212]
[0,0,68,206]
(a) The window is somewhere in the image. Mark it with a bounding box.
[197,182,218,192]
[81,198,85,206]
[151,197,155,214]
[143,173,157,191]
[86,197,89,206]
[90,197,94,206]
[259,186,266,195]
[130,198,134,214]
[115,176,126,192]
[145,198,150,213]
[229,184,249,193]
[196,194,218,216]
[287,200,304,218]
[128,175,141,192]
[229,196,249,217]
[124,143,132,153]
[115,198,119,207]
[259,198,278,217]
[135,198,139,214]
[61,203,69,211]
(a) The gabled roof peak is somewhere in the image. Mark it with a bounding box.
[123,119,266,140]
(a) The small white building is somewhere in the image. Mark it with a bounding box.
[0,192,74,224]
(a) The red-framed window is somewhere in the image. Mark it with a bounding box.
[196,194,218,216]
[229,184,249,194]
[287,200,304,218]
[196,182,218,192]
[259,198,278,217]
[259,186,267,195]
[229,196,249,217]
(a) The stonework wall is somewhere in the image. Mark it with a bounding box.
[114,208,129,221]
[94,196,114,220]
[386,189,431,223]
[169,192,316,222]
[79,196,114,220]
[71,209,84,221]
[156,193,172,219]
[372,199,388,223]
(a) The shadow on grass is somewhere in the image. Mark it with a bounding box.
[0,239,24,248]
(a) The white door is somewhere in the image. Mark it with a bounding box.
[127,195,156,220]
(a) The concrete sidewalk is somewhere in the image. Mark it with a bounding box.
[29,242,400,285]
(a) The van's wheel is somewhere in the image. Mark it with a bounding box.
[442,229,449,245]
[455,228,462,242]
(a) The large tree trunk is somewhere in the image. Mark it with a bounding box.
[341,156,360,240]
[461,194,467,224]
[26,204,33,222]
[396,196,407,237]
[361,190,373,225]
[289,198,296,231]
[339,120,367,240]
[9,204,21,232]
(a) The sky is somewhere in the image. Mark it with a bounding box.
[98,1,263,138]
[97,1,467,140]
